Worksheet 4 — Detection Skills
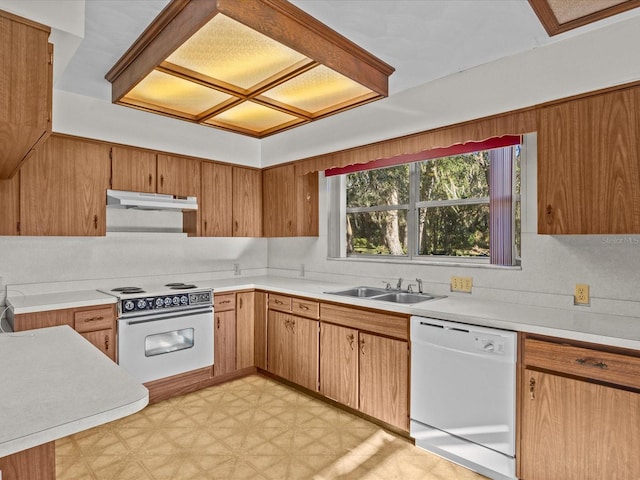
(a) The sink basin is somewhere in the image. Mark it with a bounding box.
[371,292,437,304]
[325,286,444,304]
[325,286,389,298]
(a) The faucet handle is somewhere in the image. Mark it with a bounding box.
[406,283,416,293]
[382,281,391,290]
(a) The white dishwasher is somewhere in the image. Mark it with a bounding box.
[410,316,517,480]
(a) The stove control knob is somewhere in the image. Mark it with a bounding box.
[155,297,164,308]
[172,296,180,305]
[180,295,188,305]
[124,300,134,311]
[137,299,146,310]
[164,297,172,307]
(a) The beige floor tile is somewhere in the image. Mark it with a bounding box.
[56,375,487,480]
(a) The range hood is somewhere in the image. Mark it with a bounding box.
[107,189,197,211]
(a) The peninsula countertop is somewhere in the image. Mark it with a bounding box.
[0,325,148,458]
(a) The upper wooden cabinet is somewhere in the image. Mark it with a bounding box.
[538,86,640,234]
[200,162,233,236]
[111,145,157,193]
[157,154,200,197]
[262,164,319,237]
[0,10,52,179]
[20,135,111,236]
[233,167,262,237]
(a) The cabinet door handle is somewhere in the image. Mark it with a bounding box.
[216,317,220,329]
[291,319,296,334]
[347,333,355,350]
[204,220,208,233]
[239,297,243,308]
[94,214,98,229]
[148,174,153,186]
[529,377,535,400]
[575,358,608,369]
[160,174,164,188]
[104,334,110,351]
[359,337,365,355]
[235,220,239,232]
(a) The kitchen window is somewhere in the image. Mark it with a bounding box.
[327,136,522,266]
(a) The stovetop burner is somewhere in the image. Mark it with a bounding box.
[112,286,146,294]
[165,283,197,290]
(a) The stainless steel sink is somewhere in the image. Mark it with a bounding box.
[371,292,437,304]
[325,286,389,298]
[325,287,444,304]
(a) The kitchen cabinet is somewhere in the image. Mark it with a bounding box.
[538,86,640,234]
[19,135,111,236]
[232,167,262,237]
[200,162,233,236]
[110,145,157,193]
[519,335,640,479]
[253,292,268,369]
[13,304,117,361]
[262,163,319,237]
[213,293,236,376]
[0,173,20,235]
[0,9,52,180]
[156,154,200,197]
[319,303,409,430]
[267,294,319,391]
[236,291,255,369]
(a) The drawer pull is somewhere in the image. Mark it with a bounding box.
[529,377,536,400]
[220,300,231,304]
[275,299,283,305]
[299,304,309,310]
[84,316,104,322]
[575,358,608,369]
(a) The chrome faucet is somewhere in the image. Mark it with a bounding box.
[382,281,392,290]
[396,277,403,290]
[406,283,416,293]
[416,278,423,294]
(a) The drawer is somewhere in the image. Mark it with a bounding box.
[214,293,236,312]
[74,306,115,333]
[292,297,319,319]
[524,338,640,390]
[269,293,291,313]
[320,303,408,340]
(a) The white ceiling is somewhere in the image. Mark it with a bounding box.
[53,0,638,102]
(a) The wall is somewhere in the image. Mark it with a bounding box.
[266,135,640,318]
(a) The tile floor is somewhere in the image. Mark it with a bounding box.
[56,375,487,480]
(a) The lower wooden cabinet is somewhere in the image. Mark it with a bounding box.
[214,309,236,376]
[13,304,116,361]
[319,321,409,430]
[267,309,318,391]
[519,336,640,479]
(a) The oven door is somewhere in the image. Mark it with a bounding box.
[118,306,213,383]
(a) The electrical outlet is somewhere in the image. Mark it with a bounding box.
[233,263,241,276]
[451,276,473,293]
[574,284,590,306]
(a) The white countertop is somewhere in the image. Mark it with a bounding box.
[0,325,148,458]
[5,275,640,350]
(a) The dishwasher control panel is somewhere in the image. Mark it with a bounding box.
[474,335,506,355]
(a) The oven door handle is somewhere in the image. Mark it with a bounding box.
[123,306,213,325]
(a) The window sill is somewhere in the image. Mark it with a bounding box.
[327,256,522,270]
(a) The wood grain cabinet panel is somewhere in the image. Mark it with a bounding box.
[0,172,20,235]
[80,329,115,361]
[156,154,200,197]
[111,145,157,193]
[236,291,255,370]
[232,166,262,237]
[0,10,52,179]
[214,309,236,376]
[19,135,111,236]
[319,322,359,409]
[200,162,233,236]
[262,163,318,237]
[253,292,268,369]
[538,87,640,234]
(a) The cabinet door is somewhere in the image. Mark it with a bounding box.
[111,145,156,193]
[290,315,318,392]
[20,135,111,236]
[236,292,255,369]
[520,369,640,480]
[232,167,262,237]
[267,310,291,380]
[319,322,358,408]
[13,309,74,331]
[157,154,200,197]
[0,173,20,235]
[81,329,116,361]
[201,162,232,236]
[538,88,640,234]
[254,292,268,369]
[214,310,236,376]
[0,11,52,179]
[358,333,409,430]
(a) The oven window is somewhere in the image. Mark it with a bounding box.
[145,328,195,357]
